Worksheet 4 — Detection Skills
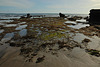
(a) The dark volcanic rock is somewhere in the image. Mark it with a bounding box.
[89,9,100,25]
[26,13,32,18]
[94,25,100,30]
[59,13,66,18]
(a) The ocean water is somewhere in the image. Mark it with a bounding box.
[0,13,88,19]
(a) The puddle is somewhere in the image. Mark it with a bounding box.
[0,17,20,19]
[1,33,14,42]
[67,23,90,29]
[0,29,4,34]
[15,25,27,30]
[65,21,77,24]
[33,17,43,18]
[35,29,42,35]
[73,33,100,50]
[88,36,100,50]
[0,23,6,26]
[30,24,34,29]
[65,20,89,29]
[4,24,17,27]
[19,29,27,37]
[18,22,26,25]
[76,19,87,23]
[0,20,13,22]
[73,33,91,43]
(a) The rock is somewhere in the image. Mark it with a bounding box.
[26,13,32,18]
[20,13,32,19]
[51,51,57,55]
[20,48,33,54]
[20,16,25,19]
[10,41,25,47]
[82,38,91,43]
[68,18,76,21]
[86,49,100,57]
[89,9,100,25]
[36,55,45,63]
[59,13,66,18]
[10,42,16,47]
[31,53,37,56]
[94,25,100,30]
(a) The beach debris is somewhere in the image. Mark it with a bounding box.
[36,55,45,63]
[86,49,100,57]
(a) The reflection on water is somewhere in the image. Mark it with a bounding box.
[30,24,34,29]
[35,29,42,35]
[18,22,26,25]
[65,21,77,24]
[67,23,90,29]
[65,19,89,29]
[73,33,90,43]
[4,24,17,27]
[0,20,13,22]
[73,33,100,50]
[1,33,14,42]
[76,19,87,23]
[19,29,27,37]
[0,30,4,34]
[0,17,20,19]
[15,25,27,30]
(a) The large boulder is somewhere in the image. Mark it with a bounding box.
[89,9,100,25]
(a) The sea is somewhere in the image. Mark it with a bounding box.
[0,13,88,19]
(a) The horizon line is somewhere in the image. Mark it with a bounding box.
[0,12,88,14]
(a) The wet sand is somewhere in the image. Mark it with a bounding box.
[0,17,100,67]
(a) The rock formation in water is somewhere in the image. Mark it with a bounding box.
[59,13,66,18]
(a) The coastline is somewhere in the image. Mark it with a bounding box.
[0,16,100,67]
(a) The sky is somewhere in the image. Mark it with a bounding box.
[0,0,100,14]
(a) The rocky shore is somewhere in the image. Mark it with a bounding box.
[0,16,100,67]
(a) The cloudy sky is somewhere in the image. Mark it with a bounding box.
[0,0,100,14]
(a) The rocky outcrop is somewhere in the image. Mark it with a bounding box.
[20,13,32,19]
[89,9,100,25]
[59,13,66,18]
